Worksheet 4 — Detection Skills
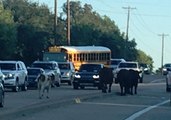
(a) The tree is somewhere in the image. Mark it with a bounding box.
[0,2,17,59]
[137,49,154,70]
[3,0,53,65]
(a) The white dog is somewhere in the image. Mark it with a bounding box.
[37,73,52,99]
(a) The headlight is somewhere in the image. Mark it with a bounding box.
[163,68,167,71]
[93,75,99,79]
[6,73,15,79]
[144,68,148,71]
[64,72,70,76]
[74,74,81,78]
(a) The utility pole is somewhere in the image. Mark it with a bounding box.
[54,0,58,45]
[158,33,169,75]
[122,6,136,59]
[67,0,71,46]
[123,6,136,41]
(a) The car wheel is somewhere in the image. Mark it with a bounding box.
[21,80,28,91]
[73,84,78,89]
[13,80,19,92]
[0,93,4,107]
[68,81,72,85]
[98,86,102,90]
[80,86,85,89]
[166,84,171,92]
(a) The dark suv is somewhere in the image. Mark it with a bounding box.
[73,63,104,89]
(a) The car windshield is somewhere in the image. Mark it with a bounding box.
[32,63,53,70]
[119,63,137,68]
[58,63,70,70]
[27,69,42,75]
[164,64,171,67]
[79,64,101,72]
[0,63,16,70]
[140,63,147,68]
[111,60,122,65]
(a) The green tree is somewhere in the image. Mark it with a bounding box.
[137,49,154,70]
[0,2,17,59]
[3,0,53,65]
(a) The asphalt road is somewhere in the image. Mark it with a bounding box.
[1,74,171,120]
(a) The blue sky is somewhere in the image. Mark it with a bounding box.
[33,0,171,70]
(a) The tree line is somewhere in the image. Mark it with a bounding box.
[0,0,153,70]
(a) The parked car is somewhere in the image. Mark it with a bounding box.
[27,67,45,88]
[31,61,61,87]
[58,62,75,85]
[0,61,28,92]
[162,63,171,75]
[73,63,104,89]
[0,70,5,107]
[166,68,171,92]
[115,61,143,83]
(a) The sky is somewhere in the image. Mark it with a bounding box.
[32,0,171,70]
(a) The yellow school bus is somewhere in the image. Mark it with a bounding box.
[46,46,111,70]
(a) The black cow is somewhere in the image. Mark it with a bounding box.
[128,69,140,95]
[116,69,130,95]
[116,69,140,95]
[99,67,114,93]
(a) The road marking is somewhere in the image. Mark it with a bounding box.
[75,98,81,103]
[80,100,170,120]
[150,78,165,83]
[125,100,170,120]
[80,102,150,108]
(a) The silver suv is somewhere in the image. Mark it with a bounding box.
[58,62,75,85]
[31,61,61,87]
[0,61,28,92]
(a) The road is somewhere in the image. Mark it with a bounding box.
[1,74,171,120]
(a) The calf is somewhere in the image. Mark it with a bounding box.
[99,67,114,93]
[37,73,52,99]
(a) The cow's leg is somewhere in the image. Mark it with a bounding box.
[130,86,133,95]
[108,83,112,93]
[120,84,125,96]
[102,82,107,93]
[134,84,138,94]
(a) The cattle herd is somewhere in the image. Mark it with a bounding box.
[99,68,140,96]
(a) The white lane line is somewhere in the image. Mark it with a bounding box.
[81,102,150,108]
[125,100,170,120]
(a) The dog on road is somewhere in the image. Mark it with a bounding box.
[37,73,52,99]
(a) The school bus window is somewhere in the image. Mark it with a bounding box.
[69,54,72,61]
[89,53,91,61]
[80,53,83,61]
[77,54,80,61]
[83,53,86,61]
[93,53,95,61]
[74,54,76,61]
